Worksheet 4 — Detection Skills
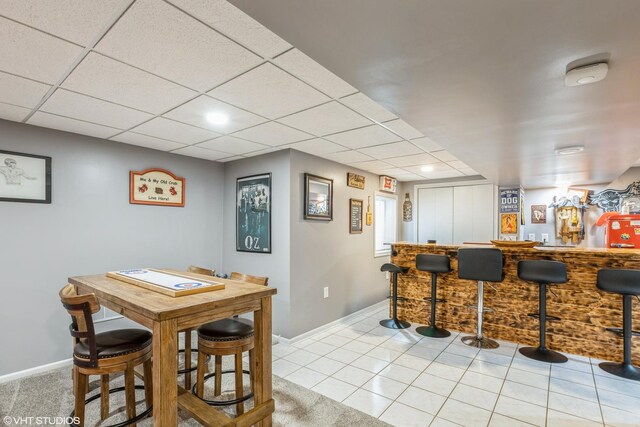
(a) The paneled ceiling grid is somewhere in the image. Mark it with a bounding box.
[0,0,478,181]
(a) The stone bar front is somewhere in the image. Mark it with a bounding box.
[390,243,640,364]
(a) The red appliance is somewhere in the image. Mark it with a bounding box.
[597,213,640,248]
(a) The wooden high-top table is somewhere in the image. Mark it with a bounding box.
[69,271,277,427]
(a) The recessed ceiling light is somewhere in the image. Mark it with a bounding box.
[421,165,434,172]
[555,145,584,155]
[565,63,608,86]
[206,111,229,125]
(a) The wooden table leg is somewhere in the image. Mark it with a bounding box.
[253,296,273,427]
[153,318,178,426]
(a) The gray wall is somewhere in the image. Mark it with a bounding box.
[0,119,224,376]
[289,150,387,337]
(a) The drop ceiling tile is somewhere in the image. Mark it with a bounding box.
[369,167,407,176]
[349,160,394,171]
[27,111,121,139]
[359,141,422,159]
[386,153,440,168]
[420,170,465,179]
[278,101,372,136]
[242,146,283,157]
[95,0,262,91]
[394,173,425,182]
[0,17,82,84]
[340,92,397,123]
[0,102,31,122]
[217,155,245,162]
[322,150,373,164]
[40,89,153,129]
[382,119,424,140]
[131,117,219,144]
[325,125,401,149]
[171,145,230,161]
[273,49,357,98]
[198,135,269,155]
[167,0,291,58]
[404,163,454,175]
[164,95,266,133]
[0,0,130,46]
[209,63,330,119]
[231,122,313,146]
[285,138,347,156]
[62,53,196,114]
[410,136,443,152]
[111,132,187,151]
[448,160,470,170]
[430,150,458,162]
[0,71,50,108]
[459,168,480,176]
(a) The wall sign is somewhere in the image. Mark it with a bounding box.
[379,175,397,193]
[349,198,363,234]
[237,173,271,253]
[500,213,518,234]
[0,149,51,204]
[499,189,519,213]
[347,172,365,190]
[130,168,184,207]
[531,205,547,224]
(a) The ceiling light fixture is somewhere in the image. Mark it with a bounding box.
[565,63,608,87]
[206,111,229,125]
[421,165,434,172]
[554,145,584,155]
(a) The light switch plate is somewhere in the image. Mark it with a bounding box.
[323,287,329,298]
[528,233,536,241]
[541,233,549,243]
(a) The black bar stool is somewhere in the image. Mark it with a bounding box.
[518,260,568,363]
[380,263,411,329]
[458,247,504,348]
[597,269,640,381]
[415,254,452,338]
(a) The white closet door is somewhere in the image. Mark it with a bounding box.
[453,186,473,244]
[472,184,496,241]
[435,187,453,244]
[417,188,436,243]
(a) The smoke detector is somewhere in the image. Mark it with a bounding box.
[565,63,608,86]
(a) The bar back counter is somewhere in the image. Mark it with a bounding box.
[390,243,640,364]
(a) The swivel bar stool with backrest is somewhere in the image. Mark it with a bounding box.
[415,254,452,338]
[457,247,504,348]
[517,260,568,363]
[379,263,411,329]
[597,269,640,381]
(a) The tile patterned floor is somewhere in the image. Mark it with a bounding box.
[270,303,640,427]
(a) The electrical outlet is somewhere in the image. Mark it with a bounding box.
[541,233,549,243]
[323,287,329,298]
[528,233,536,241]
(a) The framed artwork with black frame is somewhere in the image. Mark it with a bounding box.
[0,149,51,204]
[304,173,333,220]
[349,198,363,234]
[236,173,271,253]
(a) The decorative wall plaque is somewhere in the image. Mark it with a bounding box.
[402,192,413,222]
[130,168,185,207]
[349,198,363,234]
[531,205,547,224]
[347,172,365,189]
[379,175,397,193]
[590,181,640,213]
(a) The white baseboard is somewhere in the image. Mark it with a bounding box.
[0,358,72,384]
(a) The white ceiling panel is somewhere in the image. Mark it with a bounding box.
[0,17,82,84]
[340,92,397,123]
[0,102,31,122]
[164,95,266,133]
[0,0,130,46]
[459,168,480,176]
[242,146,283,157]
[369,167,407,176]
[217,155,246,162]
[285,138,347,156]
[382,118,424,140]
[420,170,465,179]
[404,163,454,175]
[385,153,440,167]
[348,160,394,171]
[394,173,425,182]
[0,71,50,109]
[322,150,373,164]
[231,121,312,146]
[27,112,121,139]
[430,150,458,162]
[171,145,230,161]
[359,141,423,159]
[209,63,329,119]
[62,53,197,114]
[111,132,187,151]
[198,135,269,155]
[410,137,443,153]
[273,49,357,98]
[278,101,372,136]
[325,125,401,149]
[40,89,153,129]
[447,160,470,170]
[130,117,219,144]
[167,0,291,58]
[95,0,262,91]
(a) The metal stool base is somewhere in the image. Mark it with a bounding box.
[416,325,450,338]
[69,385,152,427]
[192,369,254,406]
[599,362,640,381]
[519,346,568,363]
[379,318,410,329]
[461,335,499,349]
[178,348,211,374]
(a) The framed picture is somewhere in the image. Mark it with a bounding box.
[379,175,397,193]
[236,173,271,253]
[500,213,517,234]
[349,198,363,234]
[130,168,185,207]
[531,205,547,224]
[304,173,333,220]
[347,172,365,189]
[0,149,51,204]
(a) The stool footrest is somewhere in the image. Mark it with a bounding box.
[527,313,561,321]
[424,298,446,303]
[605,327,640,337]
[467,305,493,313]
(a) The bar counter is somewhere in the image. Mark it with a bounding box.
[390,243,640,364]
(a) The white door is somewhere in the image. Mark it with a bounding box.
[435,187,453,244]
[472,184,496,241]
[417,188,436,243]
[453,186,473,244]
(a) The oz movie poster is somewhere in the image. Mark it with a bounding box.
[236,173,271,253]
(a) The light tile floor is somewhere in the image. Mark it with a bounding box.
[270,304,640,427]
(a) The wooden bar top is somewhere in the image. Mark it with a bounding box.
[391,241,640,256]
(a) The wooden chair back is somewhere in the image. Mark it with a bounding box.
[188,265,216,276]
[59,284,102,367]
[230,272,269,286]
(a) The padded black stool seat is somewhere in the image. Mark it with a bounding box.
[517,260,568,363]
[415,254,452,338]
[458,247,504,349]
[380,263,411,329]
[198,318,254,341]
[597,269,640,381]
[74,329,152,360]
